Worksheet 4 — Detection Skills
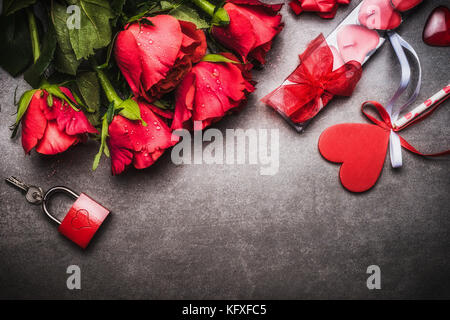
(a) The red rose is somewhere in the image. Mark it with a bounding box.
[211,0,283,65]
[289,0,351,19]
[108,100,179,175]
[21,88,97,155]
[171,55,255,130]
[115,15,207,101]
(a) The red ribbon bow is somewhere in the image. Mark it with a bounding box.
[362,101,450,157]
[289,0,351,19]
[261,34,362,124]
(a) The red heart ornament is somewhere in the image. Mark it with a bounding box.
[391,0,422,12]
[318,123,390,192]
[337,25,380,64]
[358,0,402,30]
[71,209,92,230]
[423,6,450,47]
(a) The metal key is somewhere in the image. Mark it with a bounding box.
[5,176,44,205]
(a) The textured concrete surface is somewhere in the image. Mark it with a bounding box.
[0,0,449,299]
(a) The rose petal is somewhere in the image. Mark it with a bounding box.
[212,1,283,64]
[42,87,98,136]
[108,101,178,174]
[115,15,183,96]
[109,142,134,176]
[179,20,207,63]
[35,121,79,155]
[172,60,252,130]
[21,91,47,154]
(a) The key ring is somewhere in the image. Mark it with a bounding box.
[42,186,80,225]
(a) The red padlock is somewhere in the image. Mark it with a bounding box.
[42,187,110,249]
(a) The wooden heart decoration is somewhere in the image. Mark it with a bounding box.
[423,6,450,47]
[318,123,390,192]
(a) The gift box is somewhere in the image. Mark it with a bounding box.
[262,0,423,132]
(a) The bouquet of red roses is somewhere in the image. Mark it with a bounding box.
[1,0,283,175]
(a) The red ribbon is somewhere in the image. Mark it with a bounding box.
[362,101,450,157]
[261,34,362,124]
[289,0,351,18]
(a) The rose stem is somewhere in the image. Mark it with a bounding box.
[26,8,41,63]
[191,0,229,25]
[93,64,124,108]
[192,0,216,16]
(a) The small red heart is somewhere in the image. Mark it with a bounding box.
[359,0,402,30]
[391,0,422,12]
[318,123,390,192]
[71,209,92,230]
[423,6,450,47]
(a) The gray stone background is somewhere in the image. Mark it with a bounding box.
[0,0,449,299]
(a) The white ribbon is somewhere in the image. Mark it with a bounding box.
[386,31,422,168]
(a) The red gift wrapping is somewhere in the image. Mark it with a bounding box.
[261,34,362,124]
[289,0,351,19]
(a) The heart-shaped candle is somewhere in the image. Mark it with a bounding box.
[358,0,402,30]
[423,6,450,47]
[337,25,380,64]
[318,123,390,192]
[391,0,422,12]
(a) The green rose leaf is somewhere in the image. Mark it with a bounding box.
[41,83,80,111]
[77,72,101,126]
[93,112,109,170]
[159,1,174,11]
[117,99,146,125]
[54,45,81,76]
[93,102,114,170]
[212,7,229,27]
[152,99,173,110]
[168,4,210,29]
[24,24,58,88]
[2,0,36,16]
[0,11,33,77]
[111,0,126,15]
[11,89,37,138]
[110,0,126,25]
[123,0,158,16]
[51,2,81,75]
[51,0,114,74]
[66,0,115,60]
[201,54,239,64]
[77,72,101,110]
